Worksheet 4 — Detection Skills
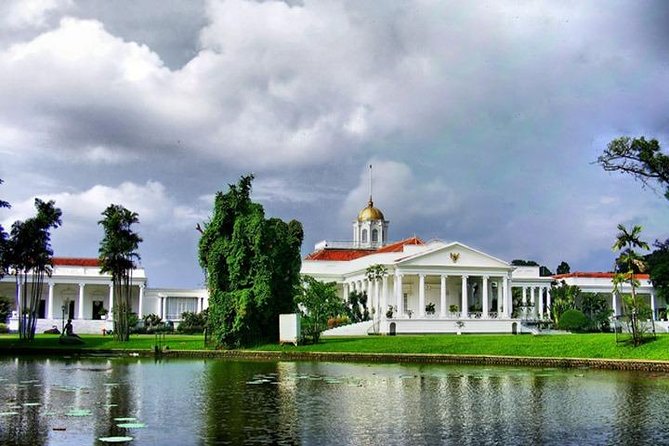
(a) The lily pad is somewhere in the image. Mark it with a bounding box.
[24,402,41,407]
[66,409,92,417]
[0,411,19,416]
[98,436,133,443]
[117,422,146,429]
[114,417,137,422]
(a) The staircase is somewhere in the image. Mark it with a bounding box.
[321,320,375,337]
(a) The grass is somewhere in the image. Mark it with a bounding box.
[2,332,669,362]
[0,333,207,351]
[252,333,669,361]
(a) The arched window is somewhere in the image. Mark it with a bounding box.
[371,229,378,242]
[362,229,368,243]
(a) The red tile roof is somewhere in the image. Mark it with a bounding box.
[305,237,425,261]
[53,258,100,267]
[552,272,650,280]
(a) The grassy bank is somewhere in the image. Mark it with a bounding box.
[253,333,669,361]
[2,333,669,362]
[0,333,207,351]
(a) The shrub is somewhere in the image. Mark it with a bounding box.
[327,315,350,329]
[558,309,590,332]
[177,310,207,334]
[0,295,12,324]
[0,323,8,334]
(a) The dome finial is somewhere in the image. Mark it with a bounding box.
[368,163,373,206]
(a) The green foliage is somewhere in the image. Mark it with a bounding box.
[646,238,669,305]
[177,310,208,334]
[0,323,8,334]
[612,224,650,346]
[142,313,162,330]
[578,292,612,332]
[6,199,62,340]
[365,264,387,281]
[556,261,570,275]
[511,259,539,266]
[549,280,579,326]
[425,302,436,315]
[0,295,12,324]
[98,204,142,342]
[295,276,346,343]
[0,179,9,280]
[558,309,590,332]
[597,136,669,200]
[346,290,369,323]
[198,175,303,348]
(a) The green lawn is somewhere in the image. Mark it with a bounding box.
[0,333,207,351]
[252,333,669,361]
[2,333,669,362]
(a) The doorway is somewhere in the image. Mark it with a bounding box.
[92,300,104,320]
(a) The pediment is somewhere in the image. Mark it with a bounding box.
[396,242,510,269]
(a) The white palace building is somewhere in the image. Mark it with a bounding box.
[303,196,662,335]
[1,196,661,335]
[0,258,208,334]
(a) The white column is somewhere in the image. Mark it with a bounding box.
[546,288,551,314]
[77,283,85,320]
[138,284,145,318]
[374,279,380,319]
[522,287,527,306]
[440,275,447,317]
[16,281,22,315]
[162,297,168,320]
[396,273,404,316]
[530,287,536,318]
[108,284,114,321]
[47,282,55,319]
[538,287,544,319]
[502,275,509,318]
[343,283,350,302]
[651,292,656,321]
[611,292,618,317]
[381,276,388,318]
[482,276,489,319]
[419,274,426,317]
[461,275,468,319]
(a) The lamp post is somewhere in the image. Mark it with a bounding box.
[61,304,66,334]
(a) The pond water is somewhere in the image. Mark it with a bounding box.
[1,356,669,445]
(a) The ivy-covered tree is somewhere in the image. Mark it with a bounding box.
[98,204,142,342]
[597,136,669,200]
[198,175,303,348]
[612,224,650,346]
[6,199,62,340]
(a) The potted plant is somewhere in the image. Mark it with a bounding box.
[385,305,395,319]
[425,302,436,315]
[449,304,459,315]
[98,308,109,320]
[406,309,413,319]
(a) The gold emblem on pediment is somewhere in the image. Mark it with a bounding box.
[450,252,460,263]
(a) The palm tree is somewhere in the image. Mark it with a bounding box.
[7,199,62,340]
[0,178,10,280]
[612,224,650,346]
[98,204,142,342]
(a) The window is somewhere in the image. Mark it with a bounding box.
[362,229,368,243]
[166,297,198,320]
[372,229,378,242]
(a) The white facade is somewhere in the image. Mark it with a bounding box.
[0,259,208,334]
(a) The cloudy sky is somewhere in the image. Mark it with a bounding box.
[1,0,668,288]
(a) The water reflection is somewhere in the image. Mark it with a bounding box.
[2,357,669,445]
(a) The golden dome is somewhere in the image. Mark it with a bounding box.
[357,198,385,221]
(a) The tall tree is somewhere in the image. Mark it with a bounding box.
[6,199,62,340]
[556,261,571,275]
[597,137,669,199]
[612,224,650,346]
[198,175,303,348]
[294,276,345,343]
[646,238,669,308]
[98,204,142,342]
[0,179,10,280]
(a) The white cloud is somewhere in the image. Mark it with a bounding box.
[1,0,72,30]
[340,160,461,228]
[2,181,204,234]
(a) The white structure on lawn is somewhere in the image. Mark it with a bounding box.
[302,196,661,335]
[0,258,207,334]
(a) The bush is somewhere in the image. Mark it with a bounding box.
[0,323,8,334]
[558,309,590,332]
[327,315,350,329]
[177,310,207,334]
[0,295,12,324]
